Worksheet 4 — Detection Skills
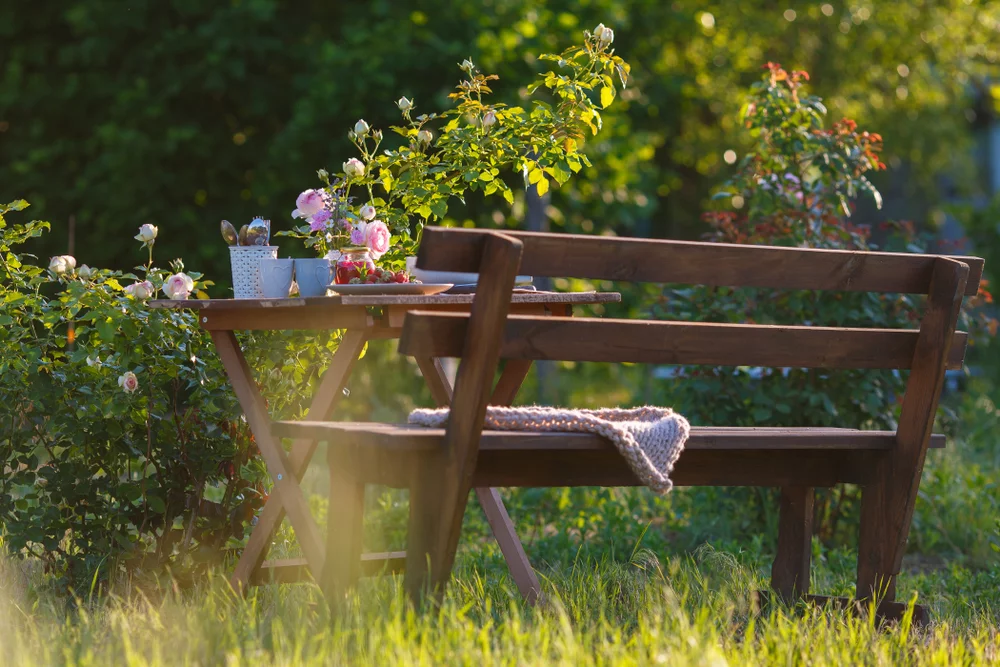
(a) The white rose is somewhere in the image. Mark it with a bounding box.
[396,96,413,111]
[77,265,94,279]
[483,110,497,128]
[594,23,614,46]
[134,223,158,244]
[163,272,194,300]
[416,129,433,145]
[86,355,102,368]
[118,371,139,394]
[49,255,76,275]
[343,158,365,178]
[460,58,475,73]
[124,280,155,300]
[354,119,370,135]
[359,204,377,221]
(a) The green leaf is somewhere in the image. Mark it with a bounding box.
[146,494,166,514]
[96,318,116,342]
[534,177,549,197]
[600,86,615,109]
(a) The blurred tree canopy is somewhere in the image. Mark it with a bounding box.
[1,0,998,284]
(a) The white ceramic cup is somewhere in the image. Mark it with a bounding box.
[294,258,332,297]
[259,258,294,298]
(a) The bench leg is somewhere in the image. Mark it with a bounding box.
[771,486,814,603]
[405,455,466,606]
[856,478,899,602]
[322,446,366,605]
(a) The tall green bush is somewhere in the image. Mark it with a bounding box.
[0,201,344,590]
[653,64,994,543]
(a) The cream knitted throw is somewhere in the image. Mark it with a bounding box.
[407,406,690,494]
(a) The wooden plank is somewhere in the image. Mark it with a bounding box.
[313,441,885,489]
[339,291,621,307]
[771,487,815,603]
[755,591,930,627]
[472,449,883,488]
[322,444,367,602]
[400,313,969,370]
[271,422,947,451]
[210,331,326,581]
[405,232,526,603]
[415,227,983,296]
[199,305,371,331]
[251,553,407,585]
[149,291,621,310]
[232,329,368,592]
[414,356,542,603]
[386,303,552,328]
[857,257,969,601]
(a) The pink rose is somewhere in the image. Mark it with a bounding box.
[308,209,333,232]
[118,371,139,394]
[349,222,368,246]
[163,272,194,300]
[292,189,325,219]
[124,280,155,299]
[364,220,391,259]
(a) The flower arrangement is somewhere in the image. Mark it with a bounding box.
[280,23,630,271]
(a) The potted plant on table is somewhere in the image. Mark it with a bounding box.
[279,23,630,285]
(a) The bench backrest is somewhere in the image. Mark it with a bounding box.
[399,227,980,502]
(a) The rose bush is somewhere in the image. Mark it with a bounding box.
[0,201,344,591]
[280,24,631,270]
[653,64,994,543]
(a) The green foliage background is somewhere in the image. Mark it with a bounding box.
[3,1,998,281]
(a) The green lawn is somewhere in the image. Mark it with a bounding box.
[2,389,999,665]
[2,542,999,665]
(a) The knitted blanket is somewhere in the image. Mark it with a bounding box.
[407,406,690,494]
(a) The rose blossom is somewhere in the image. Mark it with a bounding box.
[86,355,102,368]
[134,223,158,245]
[77,265,94,279]
[396,96,413,111]
[594,23,614,46]
[308,209,333,232]
[349,222,368,246]
[163,272,194,300]
[292,189,325,219]
[118,371,139,394]
[354,119,370,135]
[49,255,76,275]
[483,110,497,128]
[124,280,155,299]
[359,204,377,221]
[364,220,391,259]
[343,158,365,178]
[416,129,432,145]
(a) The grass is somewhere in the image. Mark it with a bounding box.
[2,543,999,665]
[2,386,1000,665]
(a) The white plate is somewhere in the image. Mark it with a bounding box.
[405,257,532,286]
[327,282,454,296]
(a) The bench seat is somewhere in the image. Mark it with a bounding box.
[273,421,945,488]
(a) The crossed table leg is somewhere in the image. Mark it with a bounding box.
[222,327,540,602]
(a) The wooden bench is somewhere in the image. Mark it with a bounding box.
[274,227,982,621]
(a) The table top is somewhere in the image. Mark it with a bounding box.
[149,291,621,310]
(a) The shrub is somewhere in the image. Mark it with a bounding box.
[656,64,994,543]
[0,201,339,591]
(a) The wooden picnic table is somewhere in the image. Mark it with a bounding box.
[150,290,621,598]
